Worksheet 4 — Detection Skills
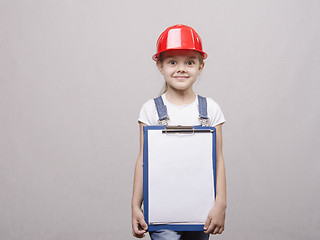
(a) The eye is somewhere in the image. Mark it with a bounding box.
[168,60,176,65]
[186,60,195,66]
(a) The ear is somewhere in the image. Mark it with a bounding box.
[156,61,164,75]
[199,61,205,71]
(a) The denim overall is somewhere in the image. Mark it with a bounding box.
[154,95,210,126]
[149,95,210,240]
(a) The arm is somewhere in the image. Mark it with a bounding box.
[131,122,148,238]
[204,123,227,234]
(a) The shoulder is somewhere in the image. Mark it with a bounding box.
[206,97,221,109]
[141,98,155,109]
[203,96,226,126]
[204,97,223,114]
[138,98,158,125]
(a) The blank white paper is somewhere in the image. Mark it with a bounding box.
[148,130,215,224]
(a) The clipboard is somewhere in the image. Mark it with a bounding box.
[143,125,217,231]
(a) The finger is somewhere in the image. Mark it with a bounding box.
[134,233,145,239]
[218,226,224,234]
[203,217,211,231]
[133,222,146,237]
[206,222,217,234]
[213,226,220,234]
[139,218,148,231]
[132,228,144,238]
[133,230,145,239]
[132,230,143,238]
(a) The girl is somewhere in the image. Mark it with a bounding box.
[131,24,227,240]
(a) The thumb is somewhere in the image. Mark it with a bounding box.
[204,216,211,230]
[139,218,148,231]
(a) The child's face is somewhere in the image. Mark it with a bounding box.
[157,50,204,92]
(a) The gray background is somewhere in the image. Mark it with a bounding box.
[1,0,319,239]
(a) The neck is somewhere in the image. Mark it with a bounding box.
[165,88,196,106]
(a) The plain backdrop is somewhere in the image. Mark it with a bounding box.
[1,0,319,239]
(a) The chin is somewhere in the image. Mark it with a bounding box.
[172,86,191,91]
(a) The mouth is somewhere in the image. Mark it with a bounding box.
[173,76,189,80]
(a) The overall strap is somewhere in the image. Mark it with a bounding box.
[198,95,210,126]
[154,95,210,126]
[154,96,169,125]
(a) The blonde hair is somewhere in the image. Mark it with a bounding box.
[157,51,204,96]
[159,82,169,96]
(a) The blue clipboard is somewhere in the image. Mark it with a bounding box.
[143,125,216,232]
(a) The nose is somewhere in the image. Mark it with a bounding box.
[177,62,186,73]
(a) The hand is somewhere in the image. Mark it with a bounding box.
[132,207,148,238]
[203,203,226,234]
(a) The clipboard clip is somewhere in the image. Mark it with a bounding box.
[162,125,214,134]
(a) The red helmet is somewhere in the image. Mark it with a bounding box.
[152,24,208,61]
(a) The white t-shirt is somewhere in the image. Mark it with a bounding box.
[138,93,226,126]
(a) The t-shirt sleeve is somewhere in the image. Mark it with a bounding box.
[207,98,226,127]
[138,99,157,125]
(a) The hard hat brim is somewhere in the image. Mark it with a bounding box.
[152,49,208,61]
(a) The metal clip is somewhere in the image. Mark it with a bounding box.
[199,117,210,127]
[163,125,194,134]
[158,117,169,126]
[162,125,213,134]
